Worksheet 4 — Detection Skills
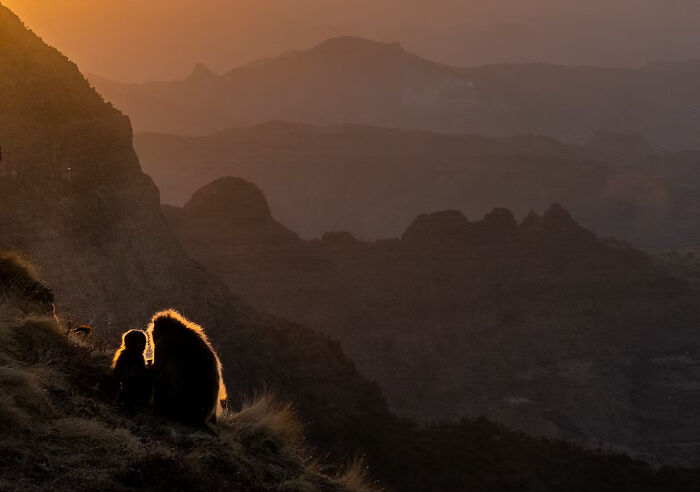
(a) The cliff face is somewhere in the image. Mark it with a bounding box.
[0,5,396,467]
[167,177,700,465]
[0,5,199,326]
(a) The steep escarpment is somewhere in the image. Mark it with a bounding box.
[0,4,396,473]
[166,177,700,465]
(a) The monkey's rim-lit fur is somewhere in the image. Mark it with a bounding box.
[111,329,148,368]
[147,309,228,423]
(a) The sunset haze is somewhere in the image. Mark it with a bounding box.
[4,0,700,81]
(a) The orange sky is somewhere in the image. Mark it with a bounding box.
[4,0,700,81]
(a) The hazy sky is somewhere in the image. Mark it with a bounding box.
[4,0,700,81]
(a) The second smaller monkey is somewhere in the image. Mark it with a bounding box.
[112,329,152,409]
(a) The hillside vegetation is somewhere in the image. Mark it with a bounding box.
[0,253,367,491]
[3,252,700,491]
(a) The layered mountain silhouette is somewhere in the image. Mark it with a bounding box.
[91,36,700,149]
[135,122,700,250]
[5,4,700,489]
[165,176,700,465]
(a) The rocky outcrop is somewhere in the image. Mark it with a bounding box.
[185,177,274,226]
[169,177,300,250]
[401,210,470,243]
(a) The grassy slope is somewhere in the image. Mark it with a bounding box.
[0,258,367,491]
[1,257,700,492]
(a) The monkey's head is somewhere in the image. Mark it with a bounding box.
[148,309,208,345]
[122,329,148,353]
[112,329,148,368]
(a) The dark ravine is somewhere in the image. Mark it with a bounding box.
[164,176,700,466]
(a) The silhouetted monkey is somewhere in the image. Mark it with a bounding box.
[112,330,152,408]
[147,310,227,426]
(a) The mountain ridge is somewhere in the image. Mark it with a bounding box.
[134,122,700,250]
[90,36,700,149]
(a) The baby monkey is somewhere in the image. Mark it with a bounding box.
[112,329,152,409]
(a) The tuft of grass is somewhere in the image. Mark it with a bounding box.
[0,364,54,429]
[0,251,53,313]
[3,315,74,365]
[229,391,303,456]
[336,459,378,492]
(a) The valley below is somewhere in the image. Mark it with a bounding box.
[164,177,700,466]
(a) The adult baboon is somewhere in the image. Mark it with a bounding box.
[147,310,226,426]
[112,330,152,408]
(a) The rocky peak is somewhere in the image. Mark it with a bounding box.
[401,210,469,242]
[187,62,217,82]
[310,36,406,58]
[542,203,580,229]
[520,210,543,231]
[518,203,599,250]
[481,207,517,235]
[183,177,273,226]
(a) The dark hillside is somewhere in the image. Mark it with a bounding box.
[2,251,698,491]
[0,254,366,491]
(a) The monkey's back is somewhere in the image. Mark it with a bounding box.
[152,328,220,425]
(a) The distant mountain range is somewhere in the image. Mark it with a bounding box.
[164,176,700,465]
[90,36,700,149]
[135,122,700,250]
